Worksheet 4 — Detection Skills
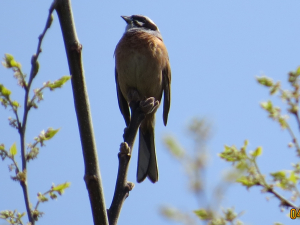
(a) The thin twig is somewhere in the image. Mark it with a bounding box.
[294,111,300,133]
[10,157,20,174]
[34,189,51,210]
[29,85,47,106]
[18,3,56,224]
[265,185,299,209]
[7,98,21,131]
[252,158,299,209]
[278,88,300,153]
[286,124,300,155]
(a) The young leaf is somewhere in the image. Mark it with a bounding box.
[251,146,262,158]
[2,54,22,69]
[256,76,274,87]
[44,128,60,140]
[46,75,71,90]
[289,171,298,184]
[12,100,19,108]
[163,136,185,159]
[194,209,212,220]
[37,193,48,203]
[260,100,273,111]
[0,84,12,98]
[9,142,17,156]
[52,182,71,194]
[270,171,286,181]
[270,82,280,95]
[236,176,259,189]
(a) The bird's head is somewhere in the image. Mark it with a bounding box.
[121,15,159,32]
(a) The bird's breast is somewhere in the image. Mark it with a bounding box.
[115,31,168,101]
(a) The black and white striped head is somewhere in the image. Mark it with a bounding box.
[121,15,159,32]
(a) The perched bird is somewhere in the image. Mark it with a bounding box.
[114,15,171,183]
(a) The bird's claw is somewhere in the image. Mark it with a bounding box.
[139,97,159,114]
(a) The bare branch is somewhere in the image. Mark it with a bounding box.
[108,98,158,225]
[54,1,108,224]
[265,185,299,209]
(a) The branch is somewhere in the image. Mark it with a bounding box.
[108,98,159,225]
[19,3,56,224]
[6,98,21,132]
[265,185,299,209]
[54,1,108,225]
[286,124,300,156]
[294,111,300,133]
[253,158,299,209]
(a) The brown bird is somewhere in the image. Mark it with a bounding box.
[114,15,171,183]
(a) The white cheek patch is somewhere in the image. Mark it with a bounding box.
[125,23,133,32]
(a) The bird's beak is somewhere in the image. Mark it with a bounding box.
[121,15,131,24]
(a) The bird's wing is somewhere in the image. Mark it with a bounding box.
[162,61,171,126]
[115,68,131,126]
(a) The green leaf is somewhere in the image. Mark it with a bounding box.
[278,116,288,129]
[289,171,298,184]
[288,104,298,114]
[2,54,21,69]
[296,66,300,76]
[251,146,262,157]
[38,193,48,202]
[235,160,248,171]
[223,208,237,222]
[46,75,71,90]
[163,136,185,159]
[256,76,274,87]
[194,209,212,220]
[12,100,19,108]
[0,84,12,98]
[236,176,259,188]
[49,192,57,200]
[17,212,26,219]
[44,128,60,140]
[260,100,273,111]
[0,210,10,219]
[270,171,286,181]
[0,144,5,150]
[52,182,71,194]
[9,142,17,156]
[270,82,280,95]
[219,145,241,162]
[160,207,177,218]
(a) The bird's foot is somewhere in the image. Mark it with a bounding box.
[139,97,159,114]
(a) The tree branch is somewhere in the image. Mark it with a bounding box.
[18,3,56,224]
[294,111,300,133]
[108,98,158,225]
[55,1,108,225]
[265,185,299,209]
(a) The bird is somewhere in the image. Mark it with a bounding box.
[114,15,171,183]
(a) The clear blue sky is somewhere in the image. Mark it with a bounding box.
[1,1,299,224]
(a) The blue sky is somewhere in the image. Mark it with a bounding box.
[1,1,300,224]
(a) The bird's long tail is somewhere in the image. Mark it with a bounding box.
[137,115,158,183]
